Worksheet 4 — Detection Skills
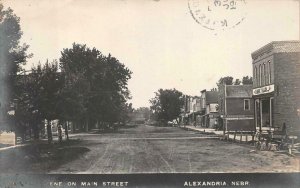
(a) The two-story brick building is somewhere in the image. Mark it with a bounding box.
[218,85,254,132]
[251,41,300,137]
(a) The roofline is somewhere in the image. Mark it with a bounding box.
[225,84,252,86]
[251,40,300,59]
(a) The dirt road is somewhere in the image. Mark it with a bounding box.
[50,124,299,173]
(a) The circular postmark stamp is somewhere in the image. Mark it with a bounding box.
[188,0,247,31]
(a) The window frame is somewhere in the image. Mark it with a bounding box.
[263,63,266,85]
[244,99,250,111]
[254,66,257,86]
[268,60,271,84]
[259,64,262,86]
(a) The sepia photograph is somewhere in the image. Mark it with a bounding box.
[0,0,299,187]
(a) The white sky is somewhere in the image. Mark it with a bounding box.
[1,0,299,108]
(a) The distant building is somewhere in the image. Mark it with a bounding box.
[129,111,147,124]
[251,41,300,137]
[218,85,254,132]
[200,90,218,128]
[180,95,201,126]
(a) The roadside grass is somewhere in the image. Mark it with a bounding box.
[0,139,90,173]
[121,124,139,129]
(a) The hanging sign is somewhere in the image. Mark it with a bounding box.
[253,84,274,95]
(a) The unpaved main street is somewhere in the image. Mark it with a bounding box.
[50,124,299,173]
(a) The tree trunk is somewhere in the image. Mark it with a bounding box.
[65,122,69,140]
[33,123,39,140]
[22,125,26,143]
[85,119,89,132]
[47,120,52,144]
[28,124,32,140]
[58,125,62,143]
[72,121,76,133]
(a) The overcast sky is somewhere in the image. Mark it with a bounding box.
[2,0,299,108]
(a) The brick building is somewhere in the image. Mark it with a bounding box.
[251,41,300,137]
[218,85,254,132]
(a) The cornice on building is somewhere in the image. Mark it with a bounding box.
[251,40,300,61]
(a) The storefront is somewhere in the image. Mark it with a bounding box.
[251,41,300,137]
[253,85,274,131]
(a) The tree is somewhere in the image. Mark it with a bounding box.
[0,4,31,131]
[60,43,103,131]
[118,103,134,125]
[99,54,132,127]
[14,69,43,141]
[32,61,64,143]
[59,43,132,131]
[234,79,241,85]
[216,76,233,87]
[150,89,184,125]
[242,76,253,85]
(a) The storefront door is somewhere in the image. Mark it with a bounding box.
[261,99,270,127]
[255,97,273,131]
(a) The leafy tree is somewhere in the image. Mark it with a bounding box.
[234,79,241,85]
[32,61,64,143]
[216,76,233,87]
[60,43,103,131]
[0,4,31,131]
[14,69,43,141]
[60,43,132,131]
[118,103,134,125]
[242,76,253,85]
[57,81,83,138]
[150,89,184,125]
[98,54,132,127]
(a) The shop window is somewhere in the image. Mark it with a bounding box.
[244,99,250,111]
[263,63,266,85]
[220,99,223,113]
[258,65,262,86]
[254,66,257,86]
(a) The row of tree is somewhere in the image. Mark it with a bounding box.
[150,76,253,125]
[217,76,253,86]
[0,5,132,143]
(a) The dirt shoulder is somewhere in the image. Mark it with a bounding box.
[0,139,90,174]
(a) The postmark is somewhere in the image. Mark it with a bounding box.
[188,0,247,31]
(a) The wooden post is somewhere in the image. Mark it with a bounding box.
[240,132,243,142]
[234,131,237,142]
[246,134,248,142]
